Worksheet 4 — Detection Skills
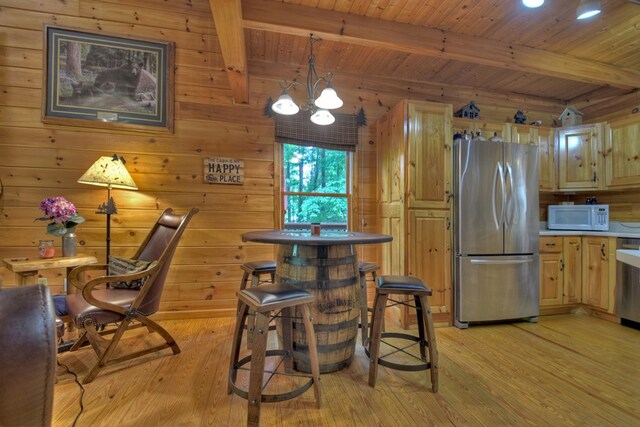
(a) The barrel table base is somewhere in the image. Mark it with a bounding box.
[276,243,360,373]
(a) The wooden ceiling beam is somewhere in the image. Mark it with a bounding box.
[579,90,640,121]
[249,59,566,114]
[209,0,249,104]
[242,0,640,90]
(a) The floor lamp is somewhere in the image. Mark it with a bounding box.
[78,154,137,264]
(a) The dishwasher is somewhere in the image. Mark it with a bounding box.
[616,238,640,328]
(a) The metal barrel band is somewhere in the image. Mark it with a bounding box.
[229,349,315,403]
[283,254,357,267]
[296,356,354,374]
[278,276,357,290]
[292,317,358,332]
[294,335,356,353]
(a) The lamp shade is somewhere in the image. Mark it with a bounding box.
[310,109,335,126]
[314,85,344,110]
[78,156,137,190]
[577,0,601,19]
[272,92,300,115]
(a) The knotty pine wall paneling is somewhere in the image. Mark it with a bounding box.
[0,0,380,318]
[0,0,576,317]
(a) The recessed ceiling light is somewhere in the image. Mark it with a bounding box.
[522,0,544,8]
[577,0,601,19]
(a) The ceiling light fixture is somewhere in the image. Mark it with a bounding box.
[271,33,343,126]
[522,0,544,8]
[577,0,601,19]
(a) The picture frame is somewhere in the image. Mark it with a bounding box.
[42,25,174,133]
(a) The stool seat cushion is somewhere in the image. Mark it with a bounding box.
[240,283,311,306]
[377,275,429,292]
[241,260,277,272]
[358,262,379,273]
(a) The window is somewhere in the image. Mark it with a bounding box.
[281,144,350,230]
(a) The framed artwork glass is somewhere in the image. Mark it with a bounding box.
[42,25,174,132]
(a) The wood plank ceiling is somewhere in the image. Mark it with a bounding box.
[211,0,640,119]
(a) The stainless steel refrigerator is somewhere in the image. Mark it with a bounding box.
[453,138,540,329]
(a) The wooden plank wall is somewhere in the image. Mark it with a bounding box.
[0,0,381,318]
[0,0,565,318]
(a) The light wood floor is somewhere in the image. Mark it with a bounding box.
[53,314,640,426]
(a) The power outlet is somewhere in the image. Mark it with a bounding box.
[37,277,48,286]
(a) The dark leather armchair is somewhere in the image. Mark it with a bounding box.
[63,207,198,383]
[0,284,56,427]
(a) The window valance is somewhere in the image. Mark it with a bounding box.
[267,102,367,152]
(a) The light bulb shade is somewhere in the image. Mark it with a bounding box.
[310,109,335,126]
[78,156,137,190]
[522,0,544,7]
[577,0,601,19]
[272,92,300,115]
[314,86,343,110]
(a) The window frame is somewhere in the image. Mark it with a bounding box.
[274,142,357,231]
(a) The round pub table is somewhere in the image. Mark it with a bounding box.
[241,230,392,373]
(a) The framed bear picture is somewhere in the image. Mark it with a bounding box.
[42,25,174,133]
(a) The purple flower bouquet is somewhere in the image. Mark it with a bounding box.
[35,196,86,236]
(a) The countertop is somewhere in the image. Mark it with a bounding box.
[539,222,640,238]
[616,249,640,268]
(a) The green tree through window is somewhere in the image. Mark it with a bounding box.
[282,144,348,227]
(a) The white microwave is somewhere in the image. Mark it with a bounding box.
[547,204,609,231]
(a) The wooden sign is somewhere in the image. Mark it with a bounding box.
[204,157,244,185]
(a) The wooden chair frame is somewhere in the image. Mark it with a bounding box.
[64,208,198,383]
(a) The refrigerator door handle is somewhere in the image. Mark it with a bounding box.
[492,162,505,229]
[470,259,533,265]
[505,162,515,228]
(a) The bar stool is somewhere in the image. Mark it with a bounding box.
[358,262,379,345]
[240,260,276,291]
[228,282,321,427]
[366,275,438,392]
[239,260,277,348]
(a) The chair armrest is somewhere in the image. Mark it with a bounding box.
[68,264,108,291]
[80,262,160,315]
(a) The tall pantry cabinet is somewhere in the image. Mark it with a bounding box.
[377,100,453,327]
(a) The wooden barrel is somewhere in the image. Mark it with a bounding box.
[276,243,360,373]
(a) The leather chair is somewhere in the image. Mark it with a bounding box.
[0,284,56,427]
[63,207,198,383]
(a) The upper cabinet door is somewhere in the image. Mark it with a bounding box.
[604,116,640,189]
[557,124,603,190]
[537,127,556,191]
[407,101,452,209]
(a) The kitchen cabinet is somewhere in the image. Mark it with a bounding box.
[539,235,615,313]
[557,123,604,190]
[581,236,613,311]
[562,236,582,304]
[539,236,564,306]
[604,115,640,189]
[536,127,555,191]
[378,99,453,327]
[407,210,452,318]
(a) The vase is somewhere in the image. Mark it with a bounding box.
[62,228,77,257]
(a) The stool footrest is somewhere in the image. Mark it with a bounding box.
[229,349,316,403]
[365,332,431,372]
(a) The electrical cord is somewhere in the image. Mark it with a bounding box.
[57,359,85,427]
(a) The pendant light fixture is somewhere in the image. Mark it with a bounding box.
[577,0,601,19]
[271,34,343,126]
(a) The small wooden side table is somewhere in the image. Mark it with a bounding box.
[1,254,98,294]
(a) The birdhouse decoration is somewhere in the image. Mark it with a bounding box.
[455,101,480,119]
[559,107,583,127]
[514,110,527,124]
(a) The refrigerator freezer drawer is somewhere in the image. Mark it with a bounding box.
[456,254,539,324]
